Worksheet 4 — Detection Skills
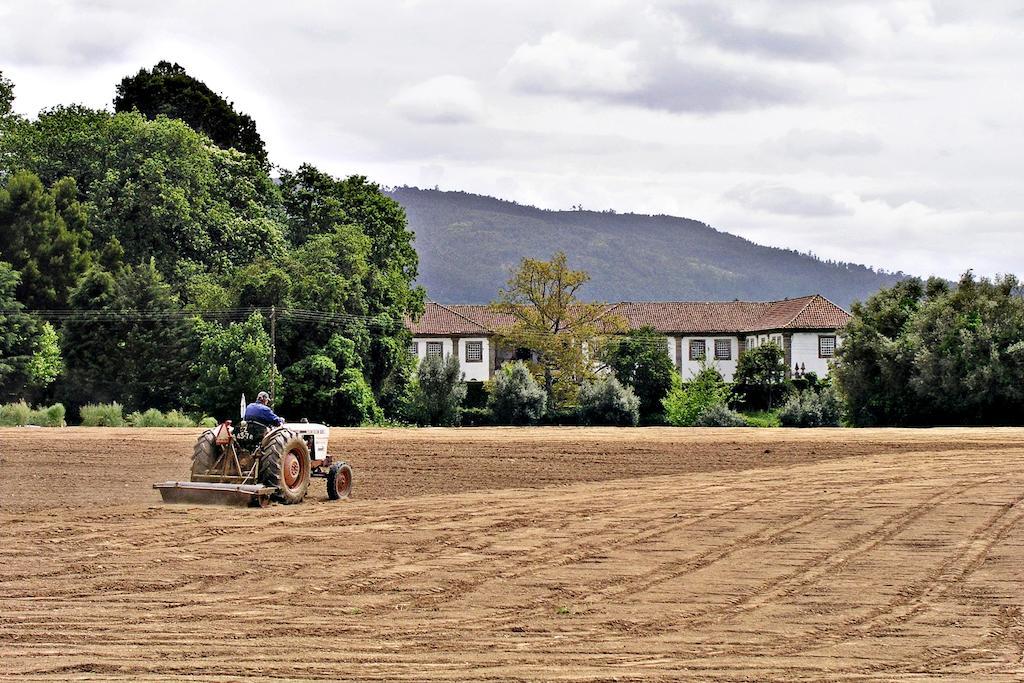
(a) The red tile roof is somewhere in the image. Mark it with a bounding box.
[760,295,851,331]
[407,295,849,336]
[609,301,773,334]
[405,302,491,335]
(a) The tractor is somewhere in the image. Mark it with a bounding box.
[154,419,353,507]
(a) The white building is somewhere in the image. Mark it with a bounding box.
[406,295,850,383]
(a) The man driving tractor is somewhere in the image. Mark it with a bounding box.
[244,391,285,427]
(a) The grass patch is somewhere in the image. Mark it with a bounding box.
[126,408,198,428]
[80,402,125,427]
[741,410,781,428]
[0,401,66,427]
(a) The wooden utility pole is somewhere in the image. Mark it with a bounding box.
[269,305,277,402]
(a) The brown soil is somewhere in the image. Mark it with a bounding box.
[1,426,1022,680]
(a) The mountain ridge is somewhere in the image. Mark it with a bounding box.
[389,187,906,309]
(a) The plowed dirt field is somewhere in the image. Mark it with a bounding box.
[2,427,1023,681]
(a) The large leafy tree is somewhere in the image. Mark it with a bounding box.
[190,312,274,421]
[490,251,624,407]
[910,273,1024,424]
[0,262,39,401]
[281,334,381,426]
[279,164,423,406]
[114,61,267,164]
[0,107,285,286]
[0,171,92,309]
[831,278,934,426]
[60,261,194,412]
[605,325,676,421]
[833,273,1024,426]
[0,70,13,119]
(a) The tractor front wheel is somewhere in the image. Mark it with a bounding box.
[261,433,310,504]
[327,462,353,500]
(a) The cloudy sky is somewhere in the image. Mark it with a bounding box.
[2,0,1022,279]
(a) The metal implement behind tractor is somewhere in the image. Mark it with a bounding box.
[154,420,352,507]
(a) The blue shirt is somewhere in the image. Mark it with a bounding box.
[244,402,284,426]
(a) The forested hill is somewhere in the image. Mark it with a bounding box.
[390,187,906,309]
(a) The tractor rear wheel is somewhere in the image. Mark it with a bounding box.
[261,432,310,504]
[327,462,353,500]
[191,430,217,480]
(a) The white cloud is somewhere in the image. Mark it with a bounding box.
[502,32,639,97]
[769,128,884,158]
[389,75,484,125]
[725,183,852,217]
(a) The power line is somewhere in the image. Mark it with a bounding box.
[3,306,752,350]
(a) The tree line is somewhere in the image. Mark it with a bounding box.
[406,253,1024,428]
[0,63,422,424]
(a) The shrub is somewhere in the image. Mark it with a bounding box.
[605,326,676,421]
[199,416,218,428]
[663,367,730,427]
[461,406,494,426]
[127,408,197,427]
[80,402,125,427]
[0,401,66,427]
[488,361,547,425]
[578,376,640,426]
[163,410,196,427]
[0,400,32,426]
[539,407,581,426]
[778,386,843,427]
[128,408,166,427]
[29,403,66,427]
[694,403,749,427]
[742,410,781,428]
[406,354,467,426]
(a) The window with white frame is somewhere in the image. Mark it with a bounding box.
[465,340,483,363]
[689,339,706,361]
[408,341,418,356]
[818,335,836,358]
[426,341,443,358]
[714,338,732,360]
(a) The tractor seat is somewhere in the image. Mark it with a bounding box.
[237,420,269,448]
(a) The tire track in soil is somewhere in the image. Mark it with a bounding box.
[676,476,1002,632]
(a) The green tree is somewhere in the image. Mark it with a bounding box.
[0,172,93,309]
[733,342,789,410]
[663,366,731,427]
[26,321,63,396]
[60,261,193,412]
[406,354,466,426]
[910,272,1024,424]
[488,360,547,425]
[0,69,13,119]
[281,334,382,426]
[491,251,625,407]
[278,164,423,408]
[605,325,676,421]
[0,107,286,286]
[190,312,274,421]
[831,278,933,426]
[114,61,267,163]
[0,263,39,400]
